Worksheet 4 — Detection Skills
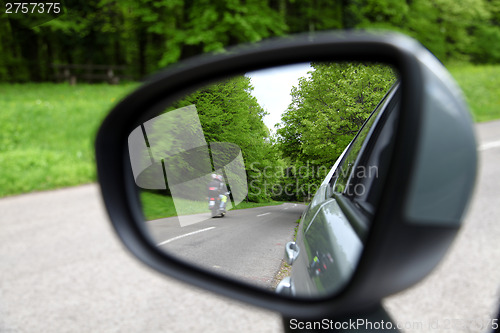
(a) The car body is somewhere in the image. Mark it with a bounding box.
[278,84,400,298]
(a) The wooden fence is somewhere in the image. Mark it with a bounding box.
[52,64,129,84]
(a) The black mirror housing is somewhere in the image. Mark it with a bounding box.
[95,31,477,319]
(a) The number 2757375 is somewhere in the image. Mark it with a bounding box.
[5,3,61,14]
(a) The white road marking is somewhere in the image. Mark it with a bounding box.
[257,213,271,217]
[478,140,500,151]
[157,227,216,246]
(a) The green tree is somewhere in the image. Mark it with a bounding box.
[469,0,500,63]
[276,62,397,201]
[171,75,280,202]
[2,0,500,82]
[349,0,409,30]
[0,0,289,81]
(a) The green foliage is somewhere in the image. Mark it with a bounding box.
[277,62,396,165]
[350,0,409,29]
[470,24,500,63]
[284,0,345,32]
[275,62,397,201]
[168,76,278,202]
[0,0,288,81]
[352,0,497,63]
[430,0,489,61]
[2,0,500,82]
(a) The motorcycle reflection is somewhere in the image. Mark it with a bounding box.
[207,173,230,218]
[308,251,335,277]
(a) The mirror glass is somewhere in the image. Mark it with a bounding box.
[127,62,399,298]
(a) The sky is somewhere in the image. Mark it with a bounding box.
[246,63,312,132]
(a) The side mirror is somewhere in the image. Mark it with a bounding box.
[95,31,477,319]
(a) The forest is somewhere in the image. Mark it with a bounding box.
[1,0,500,82]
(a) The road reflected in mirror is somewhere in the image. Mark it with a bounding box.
[127,62,399,298]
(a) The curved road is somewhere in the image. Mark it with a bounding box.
[148,203,304,287]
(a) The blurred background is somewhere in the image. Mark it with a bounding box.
[2,0,500,81]
[1,1,500,332]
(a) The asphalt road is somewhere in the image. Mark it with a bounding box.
[1,120,500,332]
[148,204,304,288]
[0,185,285,333]
[384,119,500,332]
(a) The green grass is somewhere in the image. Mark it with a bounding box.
[140,191,285,220]
[448,64,500,122]
[233,200,285,210]
[0,83,138,197]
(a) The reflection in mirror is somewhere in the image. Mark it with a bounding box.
[127,62,399,298]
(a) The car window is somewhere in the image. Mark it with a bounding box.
[331,85,400,214]
[349,94,400,215]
